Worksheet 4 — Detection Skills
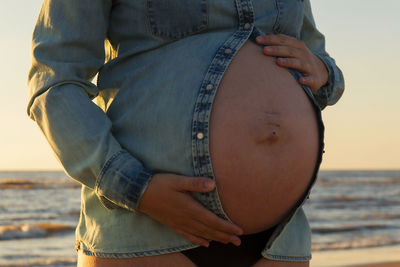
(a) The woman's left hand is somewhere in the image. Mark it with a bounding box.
[255,33,328,93]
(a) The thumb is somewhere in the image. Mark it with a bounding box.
[176,177,216,193]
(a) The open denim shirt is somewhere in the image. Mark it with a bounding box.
[27,0,344,261]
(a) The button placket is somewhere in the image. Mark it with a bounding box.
[238,0,254,31]
[191,0,257,220]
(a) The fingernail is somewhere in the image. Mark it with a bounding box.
[235,227,244,236]
[204,180,215,190]
[232,237,241,246]
[256,36,263,42]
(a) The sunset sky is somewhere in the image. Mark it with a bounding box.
[0,0,399,171]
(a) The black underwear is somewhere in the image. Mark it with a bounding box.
[181,227,276,267]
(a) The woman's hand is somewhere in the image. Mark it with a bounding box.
[137,173,243,247]
[256,33,328,93]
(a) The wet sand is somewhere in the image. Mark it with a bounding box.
[351,263,400,267]
[311,245,400,267]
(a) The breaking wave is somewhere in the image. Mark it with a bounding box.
[0,258,76,267]
[312,236,400,251]
[0,179,80,190]
[0,223,74,241]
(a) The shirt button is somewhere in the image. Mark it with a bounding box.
[206,83,214,90]
[224,48,232,55]
[197,132,205,140]
[243,23,251,30]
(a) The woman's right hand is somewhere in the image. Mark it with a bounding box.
[137,173,243,247]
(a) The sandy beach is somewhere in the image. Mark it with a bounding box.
[311,245,400,267]
[351,264,400,267]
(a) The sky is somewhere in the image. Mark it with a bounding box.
[0,0,399,171]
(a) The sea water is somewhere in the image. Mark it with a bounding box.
[0,170,399,266]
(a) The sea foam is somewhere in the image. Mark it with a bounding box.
[0,224,74,241]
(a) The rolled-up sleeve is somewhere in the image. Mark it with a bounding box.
[27,0,153,212]
[300,0,345,110]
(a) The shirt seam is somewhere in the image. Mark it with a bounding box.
[96,150,124,191]
[77,240,199,258]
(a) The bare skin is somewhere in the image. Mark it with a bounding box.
[209,39,319,233]
[78,34,327,266]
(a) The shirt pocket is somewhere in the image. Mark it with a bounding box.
[146,0,208,39]
[275,0,304,38]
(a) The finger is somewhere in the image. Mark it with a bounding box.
[175,229,210,247]
[190,203,243,236]
[175,176,216,193]
[256,34,303,48]
[299,76,318,91]
[182,198,244,236]
[276,57,311,73]
[263,45,300,59]
[185,220,242,246]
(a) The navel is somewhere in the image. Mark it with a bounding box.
[253,125,282,145]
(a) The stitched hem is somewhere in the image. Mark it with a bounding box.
[262,252,312,262]
[76,241,199,258]
[95,150,154,212]
[313,53,345,109]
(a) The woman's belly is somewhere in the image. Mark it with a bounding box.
[209,40,319,234]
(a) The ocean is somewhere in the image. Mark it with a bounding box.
[0,170,399,266]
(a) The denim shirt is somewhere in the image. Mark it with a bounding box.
[27,0,344,260]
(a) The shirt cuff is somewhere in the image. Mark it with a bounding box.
[95,150,154,212]
[313,54,345,110]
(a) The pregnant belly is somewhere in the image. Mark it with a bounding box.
[209,40,320,234]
